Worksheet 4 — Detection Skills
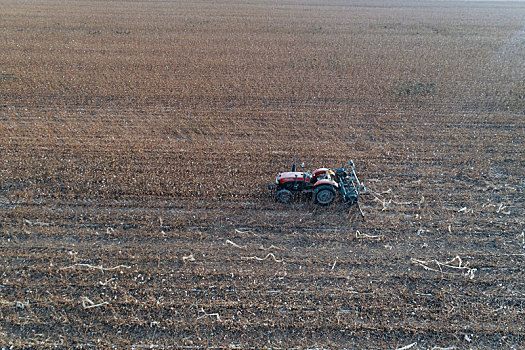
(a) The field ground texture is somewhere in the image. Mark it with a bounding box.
[0,0,524,348]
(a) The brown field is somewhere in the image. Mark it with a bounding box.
[0,0,524,348]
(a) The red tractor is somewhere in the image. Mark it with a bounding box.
[268,158,366,216]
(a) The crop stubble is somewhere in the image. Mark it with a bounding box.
[0,0,523,348]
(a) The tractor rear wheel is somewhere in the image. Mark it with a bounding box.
[275,189,293,203]
[314,185,335,205]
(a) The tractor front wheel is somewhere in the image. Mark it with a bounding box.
[275,189,293,203]
[314,185,335,205]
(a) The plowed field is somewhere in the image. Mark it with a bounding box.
[0,0,523,348]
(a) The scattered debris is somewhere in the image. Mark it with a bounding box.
[15,301,29,309]
[225,239,247,249]
[457,207,474,214]
[355,230,383,239]
[258,244,282,251]
[396,342,417,350]
[241,253,283,263]
[60,263,131,272]
[411,256,476,279]
[81,297,109,309]
[331,258,337,270]
[24,219,50,226]
[496,203,511,215]
[234,228,258,236]
[197,308,222,322]
[182,253,195,262]
[99,278,116,286]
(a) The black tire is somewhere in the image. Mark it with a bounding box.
[313,185,336,205]
[275,189,293,203]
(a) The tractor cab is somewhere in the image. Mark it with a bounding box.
[310,168,334,184]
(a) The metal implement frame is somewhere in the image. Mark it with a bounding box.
[336,160,365,217]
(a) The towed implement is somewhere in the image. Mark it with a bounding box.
[268,158,366,216]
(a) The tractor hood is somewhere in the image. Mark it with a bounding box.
[277,172,310,183]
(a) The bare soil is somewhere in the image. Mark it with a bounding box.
[0,0,523,348]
